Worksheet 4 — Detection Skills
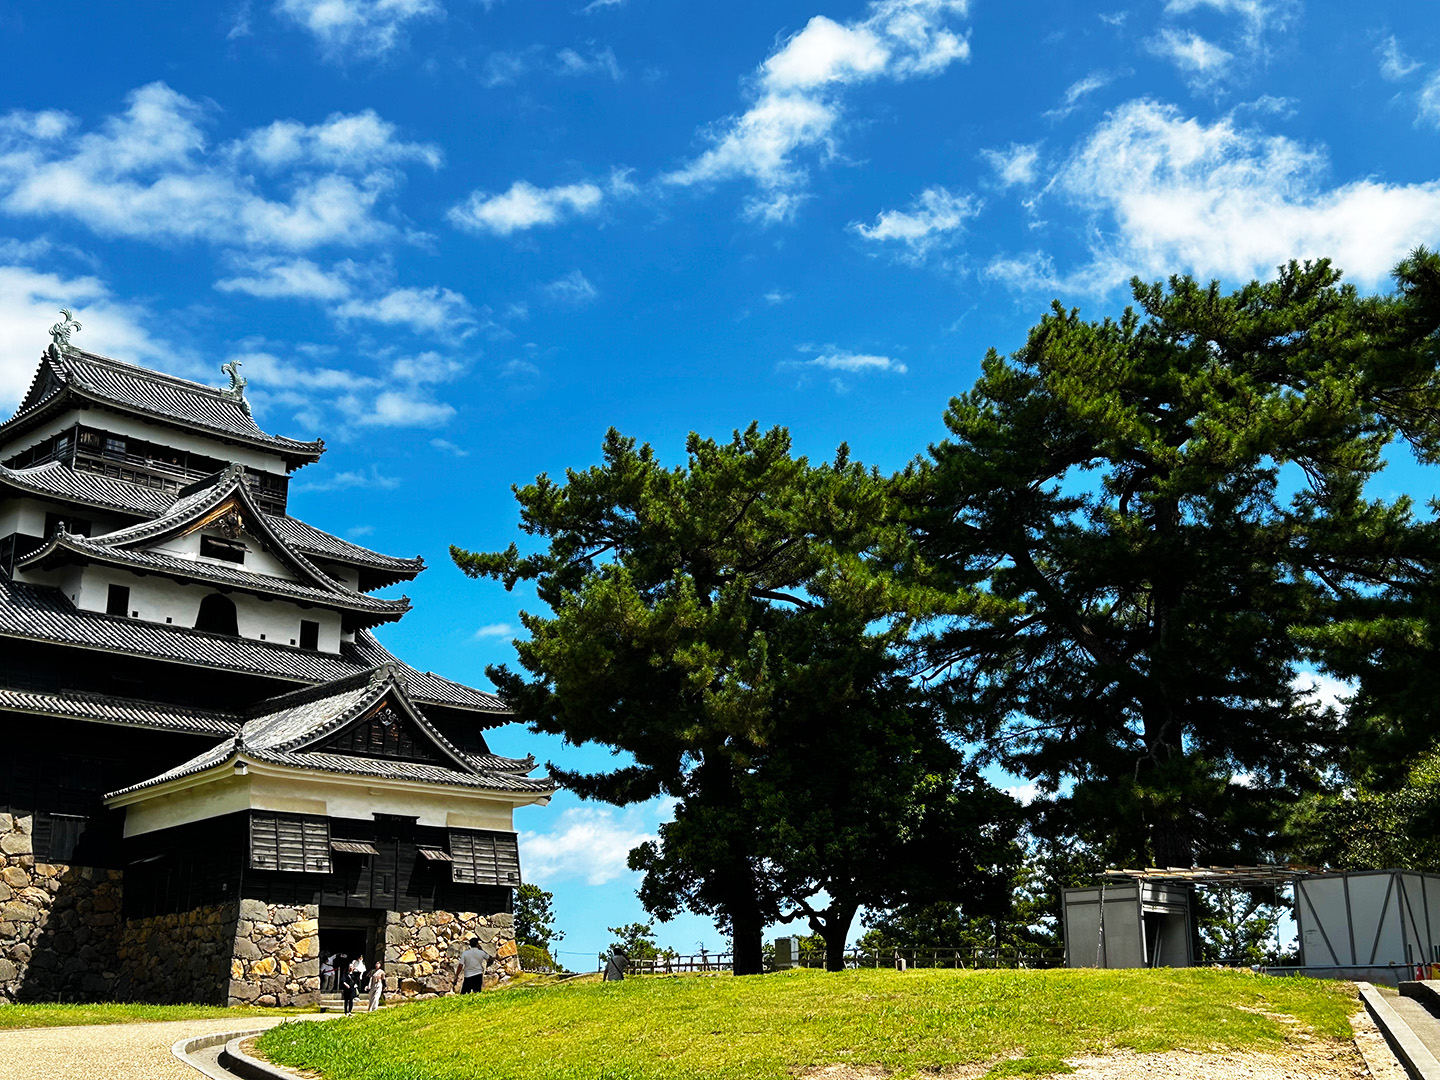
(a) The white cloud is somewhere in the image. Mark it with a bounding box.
[582,0,624,10]
[1419,74,1440,129]
[1004,783,1039,806]
[1148,29,1233,85]
[543,269,598,303]
[789,351,910,380]
[291,465,401,492]
[273,0,443,59]
[1293,671,1353,716]
[341,389,455,427]
[430,437,468,456]
[520,806,657,886]
[449,180,604,236]
[232,110,442,171]
[764,289,793,304]
[215,256,357,301]
[663,0,971,220]
[472,622,514,639]
[998,99,1440,293]
[501,358,540,378]
[0,264,175,409]
[982,143,1041,188]
[851,186,979,262]
[0,83,429,252]
[335,285,475,336]
[556,46,622,80]
[1045,71,1119,120]
[1379,35,1422,82]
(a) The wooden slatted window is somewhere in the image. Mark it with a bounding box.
[448,829,521,886]
[250,813,332,873]
[316,706,444,765]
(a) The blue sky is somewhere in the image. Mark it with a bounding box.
[1,0,1438,963]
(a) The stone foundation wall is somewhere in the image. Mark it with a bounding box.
[0,813,124,1002]
[112,903,240,1005]
[227,900,321,1008]
[383,909,518,999]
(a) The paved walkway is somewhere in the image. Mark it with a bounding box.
[1392,993,1440,1064]
[0,1016,292,1080]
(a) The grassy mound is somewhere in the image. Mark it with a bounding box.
[255,967,1356,1080]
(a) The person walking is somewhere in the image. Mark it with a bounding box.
[457,938,487,994]
[339,956,357,1015]
[321,952,336,993]
[367,962,386,1013]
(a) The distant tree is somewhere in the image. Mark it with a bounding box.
[514,883,565,952]
[1195,887,1284,965]
[603,921,667,963]
[904,257,1440,869]
[454,424,1015,975]
[1290,745,1440,872]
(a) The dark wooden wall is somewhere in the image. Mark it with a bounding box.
[123,812,513,920]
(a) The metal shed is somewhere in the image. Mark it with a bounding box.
[1290,870,1440,983]
[1062,881,1193,968]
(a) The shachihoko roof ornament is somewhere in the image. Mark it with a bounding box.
[220,359,252,419]
[48,309,81,361]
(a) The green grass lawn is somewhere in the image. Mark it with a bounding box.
[255,967,1357,1080]
[0,1001,313,1029]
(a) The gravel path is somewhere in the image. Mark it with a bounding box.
[0,1016,292,1080]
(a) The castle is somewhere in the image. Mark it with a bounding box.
[0,322,552,1005]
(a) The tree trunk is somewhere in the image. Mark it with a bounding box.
[822,910,855,972]
[730,903,765,976]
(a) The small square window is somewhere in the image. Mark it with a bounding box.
[106,584,130,617]
[299,620,319,650]
[200,535,247,564]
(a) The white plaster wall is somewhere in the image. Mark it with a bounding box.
[0,498,48,538]
[0,407,291,474]
[18,563,345,649]
[0,497,128,539]
[119,768,531,836]
[149,527,297,582]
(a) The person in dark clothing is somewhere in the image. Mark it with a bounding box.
[339,955,357,1015]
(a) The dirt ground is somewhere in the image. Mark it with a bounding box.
[797,1011,1398,1079]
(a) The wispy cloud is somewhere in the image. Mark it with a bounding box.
[803,349,907,374]
[981,143,1041,188]
[556,46,622,80]
[473,622,514,639]
[0,83,432,252]
[851,186,979,263]
[449,179,604,236]
[662,0,972,223]
[520,805,658,886]
[989,99,1440,294]
[1378,35,1423,82]
[543,269,598,303]
[1147,29,1233,87]
[430,437,469,456]
[273,0,443,60]
[1045,71,1120,120]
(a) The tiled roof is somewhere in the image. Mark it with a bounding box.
[0,687,239,736]
[0,462,174,516]
[107,667,550,799]
[0,577,506,717]
[4,350,324,462]
[19,533,411,622]
[266,515,424,578]
[0,462,421,582]
[38,463,410,620]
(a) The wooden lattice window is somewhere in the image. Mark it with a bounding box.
[448,830,521,886]
[316,706,445,764]
[250,813,331,873]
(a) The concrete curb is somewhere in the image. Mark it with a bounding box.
[218,1032,308,1080]
[1358,981,1440,1080]
[171,1028,275,1080]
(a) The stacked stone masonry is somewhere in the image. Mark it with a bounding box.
[384,909,518,998]
[0,813,124,1002]
[227,900,320,1008]
[2,813,515,1005]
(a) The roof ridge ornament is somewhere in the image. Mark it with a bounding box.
[48,309,82,361]
[219,360,253,419]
